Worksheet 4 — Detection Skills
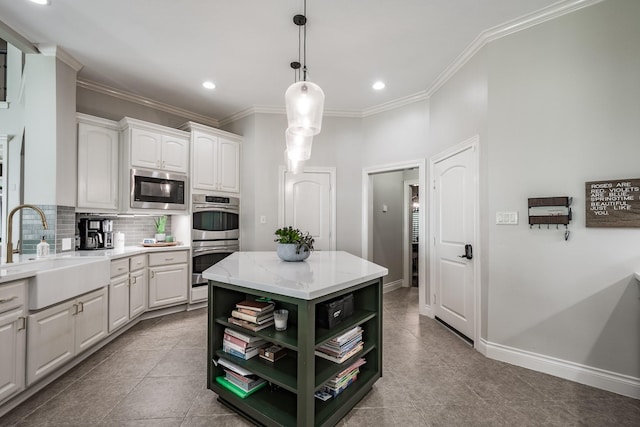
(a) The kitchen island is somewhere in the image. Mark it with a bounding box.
[203,251,388,427]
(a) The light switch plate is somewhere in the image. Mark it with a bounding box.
[496,211,518,225]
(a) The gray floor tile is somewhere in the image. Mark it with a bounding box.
[19,377,141,425]
[147,348,208,377]
[180,414,255,427]
[104,376,203,421]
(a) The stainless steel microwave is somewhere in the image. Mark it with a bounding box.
[130,168,187,210]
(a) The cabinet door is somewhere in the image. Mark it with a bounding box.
[161,135,189,173]
[148,264,188,309]
[108,274,130,332]
[192,132,217,191]
[27,300,75,386]
[0,308,25,402]
[217,137,240,193]
[75,288,109,355]
[131,128,162,169]
[129,268,147,319]
[77,123,119,210]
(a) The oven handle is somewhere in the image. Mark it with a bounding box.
[193,205,239,213]
[193,247,237,254]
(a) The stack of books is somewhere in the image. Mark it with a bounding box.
[228,299,275,332]
[315,326,364,363]
[215,358,267,399]
[315,358,367,400]
[222,328,268,360]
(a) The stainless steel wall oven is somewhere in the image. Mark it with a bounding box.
[191,194,240,298]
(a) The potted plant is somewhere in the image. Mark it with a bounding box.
[154,215,167,242]
[274,226,315,261]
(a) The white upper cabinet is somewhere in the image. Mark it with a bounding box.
[121,117,190,174]
[181,122,241,194]
[76,114,120,211]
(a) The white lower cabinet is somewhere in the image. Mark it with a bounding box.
[27,287,108,386]
[0,281,27,403]
[148,251,189,309]
[108,255,147,332]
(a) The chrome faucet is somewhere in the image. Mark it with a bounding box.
[6,204,48,264]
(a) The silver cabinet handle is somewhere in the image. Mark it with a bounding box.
[72,304,79,315]
[0,296,18,304]
[165,258,174,261]
[78,301,84,313]
[17,316,26,331]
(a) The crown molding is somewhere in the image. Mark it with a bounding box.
[426,0,605,98]
[37,44,84,72]
[0,19,38,54]
[218,105,362,127]
[77,79,220,128]
[362,91,429,117]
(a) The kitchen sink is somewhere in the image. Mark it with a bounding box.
[24,257,110,310]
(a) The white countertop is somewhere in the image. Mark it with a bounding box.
[0,244,190,284]
[202,251,388,300]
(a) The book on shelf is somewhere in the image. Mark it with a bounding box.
[315,342,364,364]
[231,309,275,324]
[223,333,267,350]
[222,339,267,356]
[335,358,366,379]
[216,375,267,399]
[331,326,363,345]
[317,333,363,356]
[228,317,275,332]
[224,370,267,392]
[322,373,358,397]
[235,299,275,312]
[259,344,288,362]
[215,357,253,377]
[224,327,265,344]
[223,342,266,360]
[237,305,274,316]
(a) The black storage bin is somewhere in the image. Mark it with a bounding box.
[316,293,354,329]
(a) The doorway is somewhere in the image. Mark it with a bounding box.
[278,166,336,251]
[429,136,480,345]
[362,159,428,316]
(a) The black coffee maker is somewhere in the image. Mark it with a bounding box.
[78,218,103,249]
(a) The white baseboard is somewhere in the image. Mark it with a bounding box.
[383,279,403,293]
[483,339,640,399]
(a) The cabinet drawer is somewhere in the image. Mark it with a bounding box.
[129,254,147,271]
[148,250,188,266]
[110,259,129,278]
[0,281,26,312]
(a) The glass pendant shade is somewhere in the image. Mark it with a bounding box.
[284,150,305,174]
[285,81,325,136]
[285,127,313,161]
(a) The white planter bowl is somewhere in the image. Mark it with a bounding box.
[276,243,311,262]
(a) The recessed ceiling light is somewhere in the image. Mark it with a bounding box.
[202,81,216,90]
[372,81,386,91]
[29,0,50,5]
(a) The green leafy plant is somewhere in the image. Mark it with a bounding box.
[154,215,167,233]
[274,226,315,254]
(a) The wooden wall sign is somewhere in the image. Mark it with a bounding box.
[585,178,640,227]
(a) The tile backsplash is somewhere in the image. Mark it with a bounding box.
[19,208,173,253]
[75,214,172,247]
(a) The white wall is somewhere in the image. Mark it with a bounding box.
[484,0,640,379]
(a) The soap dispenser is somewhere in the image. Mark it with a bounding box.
[36,236,50,258]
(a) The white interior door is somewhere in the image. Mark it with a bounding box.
[280,168,335,251]
[432,143,477,341]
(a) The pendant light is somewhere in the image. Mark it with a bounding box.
[285,0,324,167]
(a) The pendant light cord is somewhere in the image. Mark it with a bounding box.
[303,0,307,81]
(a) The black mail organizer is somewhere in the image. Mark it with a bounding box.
[528,196,572,240]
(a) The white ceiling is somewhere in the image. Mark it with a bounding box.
[0,0,567,122]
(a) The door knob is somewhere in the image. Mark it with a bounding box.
[458,244,473,260]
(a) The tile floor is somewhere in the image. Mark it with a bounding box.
[1,287,639,426]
